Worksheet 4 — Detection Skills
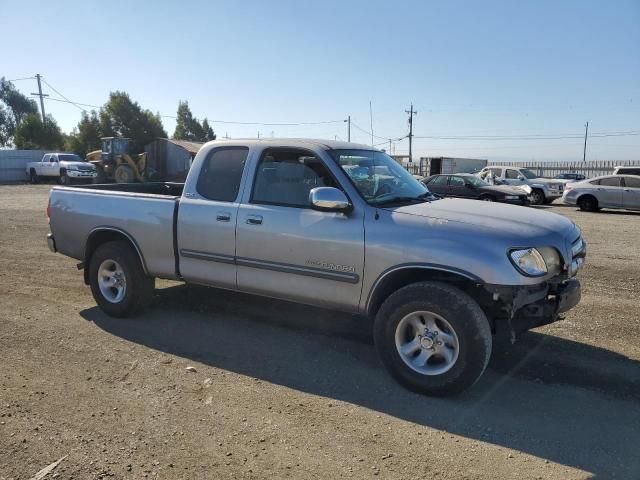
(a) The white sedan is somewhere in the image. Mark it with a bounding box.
[562,174,640,212]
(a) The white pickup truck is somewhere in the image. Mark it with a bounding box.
[26,152,97,185]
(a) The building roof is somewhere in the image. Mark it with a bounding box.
[165,139,205,154]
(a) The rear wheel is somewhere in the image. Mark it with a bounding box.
[89,241,154,317]
[114,165,135,183]
[374,281,492,396]
[29,169,39,184]
[578,195,599,212]
[530,189,545,205]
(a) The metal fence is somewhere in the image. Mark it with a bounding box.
[404,159,640,178]
[491,160,640,178]
[0,150,47,183]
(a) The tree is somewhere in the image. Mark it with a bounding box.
[14,113,64,150]
[0,77,39,147]
[99,91,167,153]
[201,118,216,141]
[65,110,102,155]
[173,101,214,142]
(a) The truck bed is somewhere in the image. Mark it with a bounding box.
[49,182,182,279]
[71,182,184,197]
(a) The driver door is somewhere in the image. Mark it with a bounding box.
[235,148,365,312]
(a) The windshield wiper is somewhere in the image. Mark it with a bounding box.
[373,192,434,206]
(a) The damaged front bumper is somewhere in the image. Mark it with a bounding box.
[485,278,581,340]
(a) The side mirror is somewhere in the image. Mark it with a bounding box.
[517,175,525,180]
[309,187,351,213]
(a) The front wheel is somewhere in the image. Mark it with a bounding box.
[530,189,545,205]
[374,281,492,396]
[89,241,154,317]
[59,170,70,185]
[114,165,135,183]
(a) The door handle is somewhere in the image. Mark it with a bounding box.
[246,215,263,225]
[216,212,231,222]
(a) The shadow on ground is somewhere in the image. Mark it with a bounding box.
[82,284,640,478]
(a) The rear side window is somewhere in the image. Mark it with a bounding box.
[598,177,622,187]
[490,167,502,176]
[623,176,640,188]
[196,147,248,201]
[430,175,449,185]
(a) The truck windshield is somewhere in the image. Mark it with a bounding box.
[58,154,83,162]
[331,149,432,206]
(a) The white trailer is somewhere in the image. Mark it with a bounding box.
[420,157,488,176]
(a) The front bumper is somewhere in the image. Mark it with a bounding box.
[486,278,581,338]
[510,278,581,334]
[67,170,97,178]
[47,233,56,253]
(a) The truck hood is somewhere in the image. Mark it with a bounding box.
[385,198,575,238]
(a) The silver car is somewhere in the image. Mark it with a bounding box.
[562,174,640,211]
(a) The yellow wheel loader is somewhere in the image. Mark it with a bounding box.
[86,137,147,183]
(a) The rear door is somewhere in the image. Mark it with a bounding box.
[594,176,623,207]
[177,146,249,289]
[235,147,364,311]
[622,176,640,210]
[448,175,475,198]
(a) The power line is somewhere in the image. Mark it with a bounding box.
[412,131,640,140]
[41,77,87,112]
[6,76,36,82]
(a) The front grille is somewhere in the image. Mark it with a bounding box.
[77,165,94,171]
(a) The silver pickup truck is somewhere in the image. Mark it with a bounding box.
[47,139,585,396]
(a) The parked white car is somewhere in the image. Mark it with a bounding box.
[562,174,640,212]
[478,166,565,205]
[26,153,97,185]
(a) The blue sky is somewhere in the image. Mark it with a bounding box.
[3,0,639,161]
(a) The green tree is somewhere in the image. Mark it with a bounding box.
[65,110,102,155]
[14,113,64,150]
[99,91,167,153]
[201,118,216,141]
[0,77,39,147]
[173,101,214,142]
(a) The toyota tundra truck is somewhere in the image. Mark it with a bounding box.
[47,139,586,396]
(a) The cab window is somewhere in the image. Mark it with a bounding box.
[506,169,520,179]
[252,149,338,208]
[196,147,248,202]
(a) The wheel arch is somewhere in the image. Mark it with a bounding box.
[365,265,491,319]
[83,227,148,284]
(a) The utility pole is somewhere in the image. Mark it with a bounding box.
[369,101,374,146]
[582,121,589,162]
[389,139,392,153]
[347,116,351,142]
[31,74,48,123]
[405,103,417,163]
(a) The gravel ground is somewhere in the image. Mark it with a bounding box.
[1,184,639,480]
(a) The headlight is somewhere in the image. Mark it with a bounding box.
[509,248,547,276]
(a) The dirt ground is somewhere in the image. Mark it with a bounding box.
[1,184,639,480]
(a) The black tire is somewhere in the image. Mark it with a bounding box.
[578,195,599,212]
[59,169,70,185]
[479,194,495,202]
[114,165,135,183]
[29,169,39,184]
[89,241,154,317]
[374,281,492,397]
[530,189,545,205]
